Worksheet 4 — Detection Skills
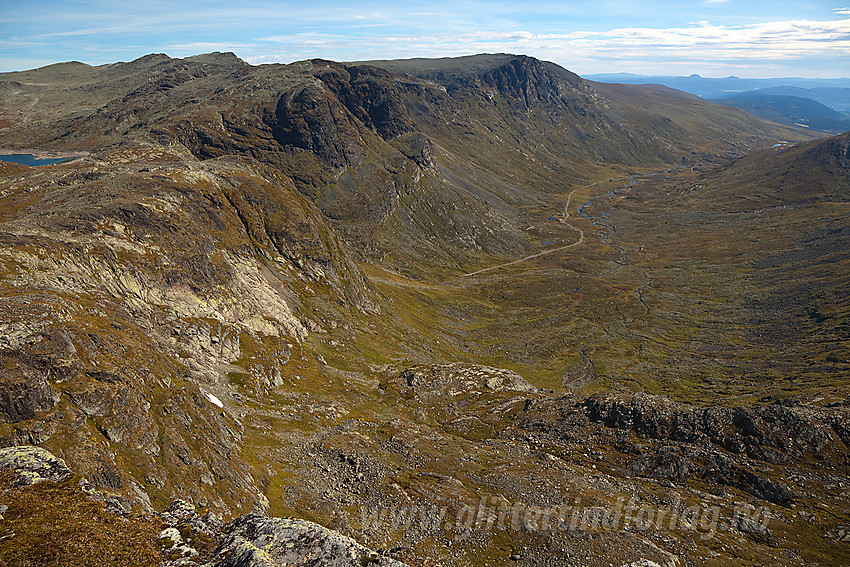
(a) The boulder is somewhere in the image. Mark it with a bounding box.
[0,445,72,486]
[619,561,662,567]
[204,514,409,567]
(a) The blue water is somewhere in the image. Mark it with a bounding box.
[0,154,72,166]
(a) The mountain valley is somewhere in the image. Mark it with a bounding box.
[0,52,848,567]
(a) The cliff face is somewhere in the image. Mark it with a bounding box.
[0,142,382,515]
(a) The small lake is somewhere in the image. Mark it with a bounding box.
[0,153,72,166]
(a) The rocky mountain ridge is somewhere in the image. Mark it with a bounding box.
[2,52,812,277]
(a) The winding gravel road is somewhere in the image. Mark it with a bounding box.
[462,177,626,277]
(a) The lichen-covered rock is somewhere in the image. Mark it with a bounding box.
[0,445,72,486]
[401,362,537,402]
[159,526,184,548]
[204,515,409,567]
[619,560,662,567]
[161,498,224,536]
[158,499,224,567]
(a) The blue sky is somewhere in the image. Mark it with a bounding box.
[1,1,848,77]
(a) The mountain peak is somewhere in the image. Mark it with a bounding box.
[184,51,247,67]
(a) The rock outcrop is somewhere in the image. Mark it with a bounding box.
[273,62,414,168]
[0,445,72,486]
[514,393,850,506]
[156,495,414,566]
[203,515,408,567]
[274,82,368,168]
[0,353,60,423]
[401,362,537,402]
[583,393,849,465]
[313,62,414,141]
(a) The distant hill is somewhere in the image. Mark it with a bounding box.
[733,86,850,113]
[713,93,850,133]
[583,73,850,110]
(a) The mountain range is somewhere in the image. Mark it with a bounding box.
[713,93,850,134]
[582,73,850,107]
[583,72,850,135]
[0,52,848,567]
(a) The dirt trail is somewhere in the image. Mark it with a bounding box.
[462,177,626,277]
[367,176,632,287]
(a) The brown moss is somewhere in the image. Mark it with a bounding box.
[0,470,161,567]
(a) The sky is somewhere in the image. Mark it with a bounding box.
[1,1,849,78]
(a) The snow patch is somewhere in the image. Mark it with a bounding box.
[204,391,224,408]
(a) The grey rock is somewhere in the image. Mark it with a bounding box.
[162,544,201,567]
[402,362,537,402]
[734,513,771,539]
[158,499,215,567]
[0,355,59,423]
[161,498,224,540]
[159,527,184,548]
[163,498,198,522]
[826,523,850,542]
[0,445,72,486]
[576,393,850,504]
[204,514,409,567]
[584,394,847,464]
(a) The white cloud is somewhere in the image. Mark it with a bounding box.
[5,2,849,77]
[244,18,850,77]
[165,42,257,53]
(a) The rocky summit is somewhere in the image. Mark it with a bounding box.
[0,52,848,566]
